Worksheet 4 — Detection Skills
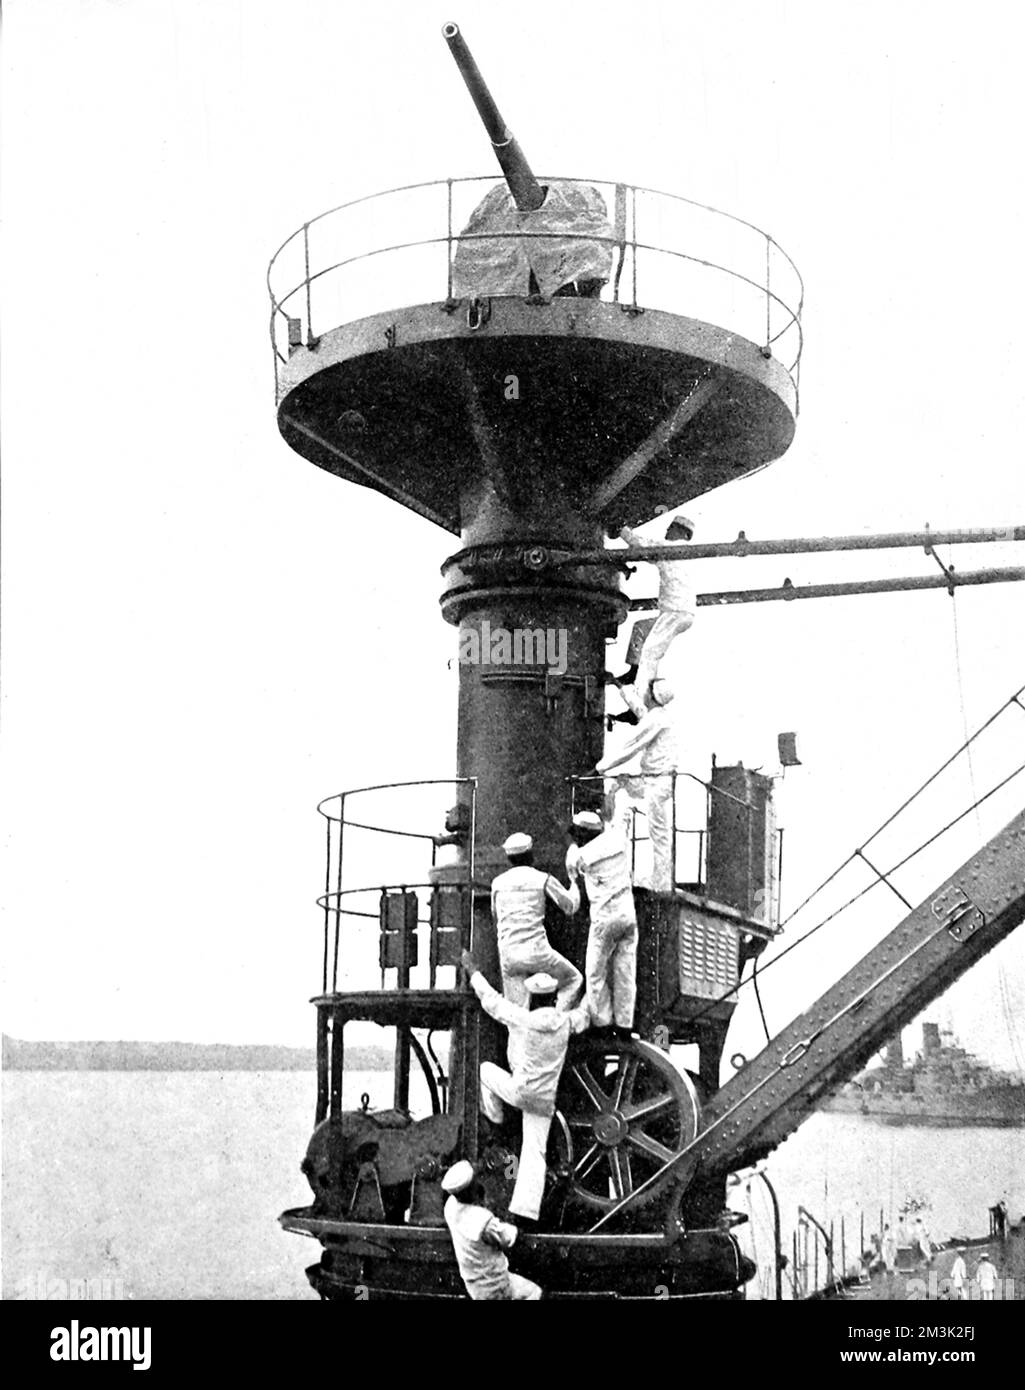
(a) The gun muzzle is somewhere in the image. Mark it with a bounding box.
[442,22,545,212]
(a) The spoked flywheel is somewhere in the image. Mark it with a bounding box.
[554,1037,700,1217]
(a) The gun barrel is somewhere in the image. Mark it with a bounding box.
[442,22,545,212]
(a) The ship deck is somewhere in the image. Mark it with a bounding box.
[818,1224,1024,1302]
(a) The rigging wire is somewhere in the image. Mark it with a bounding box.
[998,970,1025,1073]
[707,698,1015,1036]
[948,572,981,831]
[734,1175,778,1299]
[683,753,1025,1031]
[939,572,979,1043]
[752,956,771,1043]
[775,683,1024,936]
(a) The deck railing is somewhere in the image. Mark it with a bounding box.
[315,778,478,994]
[267,175,804,406]
[314,763,785,994]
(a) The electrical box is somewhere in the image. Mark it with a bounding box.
[379,891,420,973]
[429,886,468,974]
[706,764,777,927]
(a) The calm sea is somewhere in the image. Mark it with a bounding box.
[3,1071,1022,1300]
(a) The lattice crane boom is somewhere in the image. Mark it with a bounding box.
[592,807,1025,1230]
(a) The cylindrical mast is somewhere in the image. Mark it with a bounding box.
[439,486,625,992]
[442,21,546,212]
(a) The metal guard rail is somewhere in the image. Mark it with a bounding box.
[569,768,784,921]
[318,881,478,995]
[267,175,804,402]
[316,778,478,993]
[312,767,780,992]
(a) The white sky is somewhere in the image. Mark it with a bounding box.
[2,0,1023,1070]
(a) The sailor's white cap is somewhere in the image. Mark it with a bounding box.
[440,1160,476,1195]
[502,832,533,855]
[666,514,695,539]
[524,972,559,996]
[572,811,603,831]
[651,677,675,704]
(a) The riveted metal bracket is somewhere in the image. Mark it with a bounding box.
[931,885,985,940]
[543,670,564,713]
[446,541,619,581]
[779,1039,811,1069]
[480,669,603,721]
[544,672,603,719]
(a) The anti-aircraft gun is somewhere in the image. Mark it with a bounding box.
[442,21,613,301]
[270,22,1025,1299]
[442,21,545,212]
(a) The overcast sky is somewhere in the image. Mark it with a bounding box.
[2,0,1023,1071]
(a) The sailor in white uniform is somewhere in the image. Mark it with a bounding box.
[441,1160,542,1301]
[491,831,582,1009]
[463,958,590,1224]
[567,810,638,1035]
[618,516,696,705]
[596,678,679,893]
[950,1248,967,1299]
[974,1251,997,1299]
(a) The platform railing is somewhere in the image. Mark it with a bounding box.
[569,768,690,891]
[311,758,795,994]
[568,768,782,921]
[315,882,476,995]
[315,778,478,995]
[267,175,804,405]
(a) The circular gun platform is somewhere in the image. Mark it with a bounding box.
[276,297,797,535]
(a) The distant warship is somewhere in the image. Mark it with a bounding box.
[824,1024,1025,1127]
